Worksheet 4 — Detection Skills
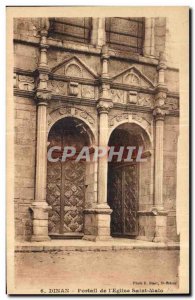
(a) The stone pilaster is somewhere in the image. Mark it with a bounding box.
[31,19,51,242]
[91,18,106,47]
[143,18,155,57]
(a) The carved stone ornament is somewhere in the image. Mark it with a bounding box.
[36,90,51,103]
[68,82,79,96]
[128,91,138,104]
[109,113,152,135]
[48,106,95,127]
[137,94,154,107]
[155,91,167,107]
[81,85,95,99]
[51,56,97,80]
[153,107,167,120]
[97,100,113,114]
[111,89,125,104]
[48,80,67,95]
[112,66,155,89]
[17,75,35,91]
[165,97,179,111]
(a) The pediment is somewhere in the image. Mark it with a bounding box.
[51,56,97,80]
[112,66,155,89]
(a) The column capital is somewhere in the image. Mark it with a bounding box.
[153,107,167,121]
[97,99,113,114]
[36,89,51,105]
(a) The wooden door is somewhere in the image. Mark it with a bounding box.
[108,162,138,237]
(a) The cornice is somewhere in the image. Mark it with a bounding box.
[14,89,35,98]
[13,34,165,68]
[14,68,35,76]
[51,94,97,107]
[167,92,180,99]
[13,88,180,117]
[111,83,155,94]
[113,103,152,113]
[50,74,99,86]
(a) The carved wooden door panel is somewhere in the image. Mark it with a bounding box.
[62,160,85,234]
[123,163,138,236]
[47,160,86,236]
[108,166,123,235]
[47,125,86,237]
[108,162,138,237]
[47,160,62,234]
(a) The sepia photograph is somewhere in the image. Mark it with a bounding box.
[6,6,189,295]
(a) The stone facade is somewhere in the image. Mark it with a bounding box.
[13,17,179,243]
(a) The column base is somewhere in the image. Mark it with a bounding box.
[138,209,168,243]
[30,201,51,242]
[31,235,51,242]
[83,205,112,242]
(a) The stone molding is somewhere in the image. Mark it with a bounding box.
[108,112,152,140]
[47,105,97,144]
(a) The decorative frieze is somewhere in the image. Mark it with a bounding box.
[165,97,179,111]
[137,93,154,107]
[48,80,67,95]
[81,85,95,99]
[48,79,95,100]
[111,89,125,104]
[111,88,154,107]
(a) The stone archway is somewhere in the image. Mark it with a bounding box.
[107,122,152,238]
[46,116,95,239]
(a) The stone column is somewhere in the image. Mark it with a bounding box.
[83,45,113,241]
[31,19,51,242]
[97,100,113,208]
[152,52,168,242]
[153,107,166,211]
[91,18,106,47]
[94,46,113,240]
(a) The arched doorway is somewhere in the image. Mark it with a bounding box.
[47,117,94,238]
[107,122,151,238]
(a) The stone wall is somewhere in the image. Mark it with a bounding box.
[14,96,36,241]
[163,116,179,242]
